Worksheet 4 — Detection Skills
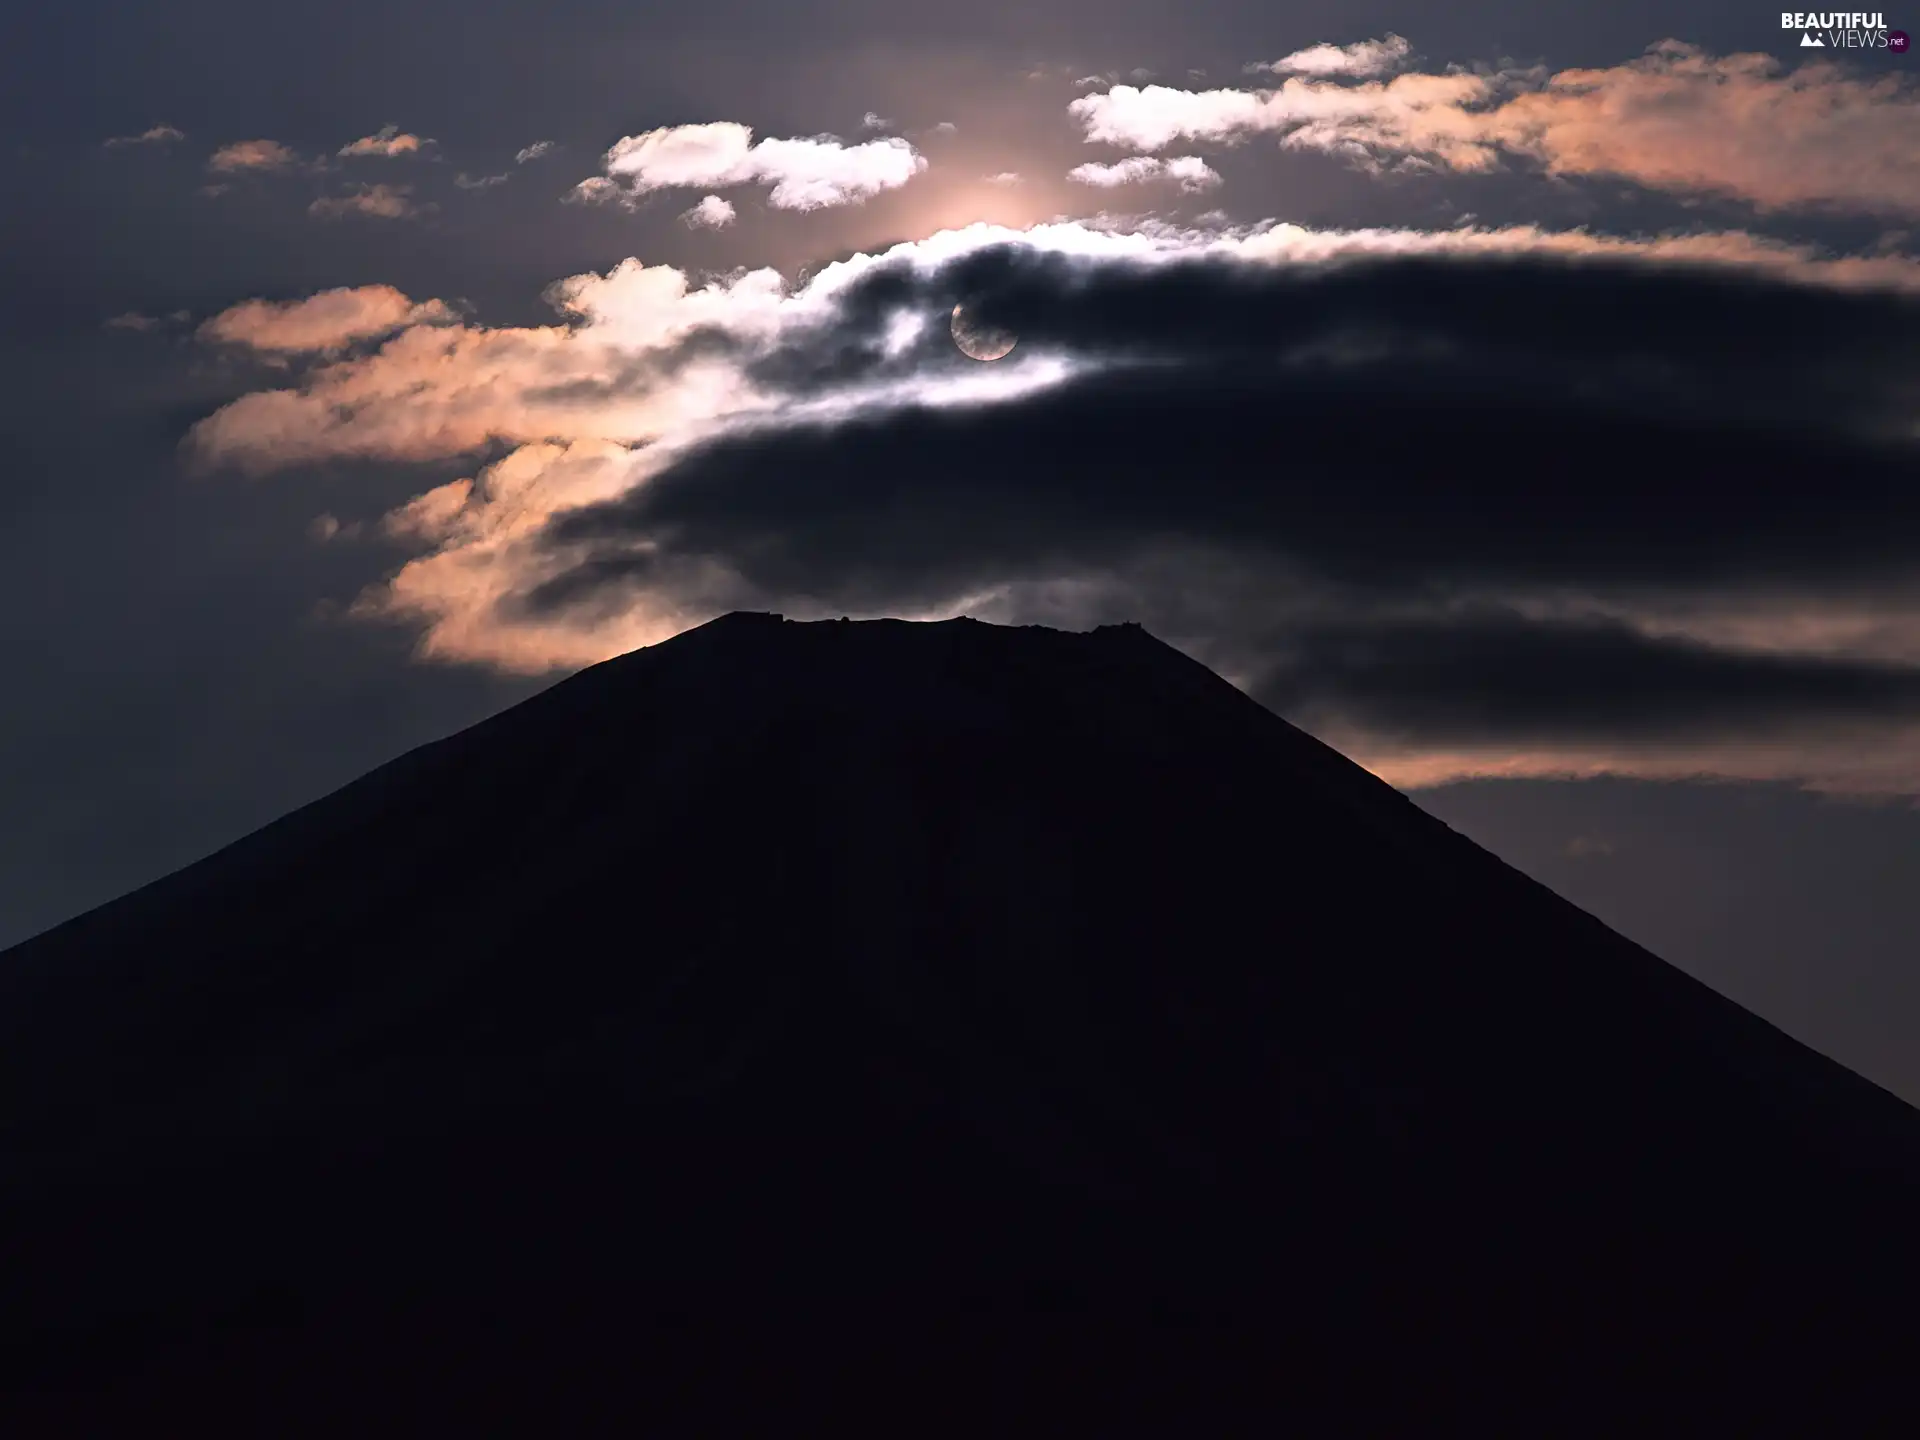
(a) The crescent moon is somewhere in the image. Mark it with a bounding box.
[951,303,1017,362]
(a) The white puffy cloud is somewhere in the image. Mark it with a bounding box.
[1067,156,1222,192]
[576,121,927,211]
[680,195,737,228]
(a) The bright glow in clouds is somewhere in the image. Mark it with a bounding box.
[1073,41,1920,215]
[577,121,928,210]
[183,217,1920,687]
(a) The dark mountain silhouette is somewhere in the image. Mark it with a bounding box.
[3,612,1917,1425]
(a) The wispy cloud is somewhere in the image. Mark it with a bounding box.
[104,124,185,148]
[1068,156,1222,192]
[1073,40,1920,216]
[1075,68,1157,88]
[1248,34,1413,79]
[572,121,927,211]
[862,111,892,130]
[516,140,556,164]
[308,513,364,543]
[208,139,298,172]
[339,124,434,158]
[308,183,423,220]
[104,312,160,331]
[455,172,510,189]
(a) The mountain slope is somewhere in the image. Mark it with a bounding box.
[3,612,1916,1415]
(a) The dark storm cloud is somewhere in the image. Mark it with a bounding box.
[552,247,1920,596]
[746,243,1917,416]
[1252,609,1920,742]
[528,246,1920,750]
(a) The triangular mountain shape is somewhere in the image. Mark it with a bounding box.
[3,613,1917,1417]
[1802,31,1826,44]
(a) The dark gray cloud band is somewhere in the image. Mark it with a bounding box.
[534,247,1920,771]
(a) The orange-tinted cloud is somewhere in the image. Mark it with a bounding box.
[338,125,433,158]
[1074,41,1920,216]
[1338,729,1920,796]
[198,285,455,353]
[309,183,422,219]
[208,139,297,172]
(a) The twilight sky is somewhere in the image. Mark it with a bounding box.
[4,3,1920,1097]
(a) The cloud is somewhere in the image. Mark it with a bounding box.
[339,125,433,158]
[208,139,297,172]
[984,172,1023,186]
[197,285,456,353]
[567,177,622,207]
[1072,41,1920,216]
[862,111,892,130]
[180,216,1920,798]
[680,195,737,228]
[309,183,422,219]
[575,121,928,211]
[516,141,556,164]
[455,172,510,189]
[526,241,1919,791]
[104,312,160,331]
[931,122,958,136]
[104,124,185,148]
[1250,34,1413,79]
[1252,609,1920,745]
[1067,156,1222,192]
[308,513,364,543]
